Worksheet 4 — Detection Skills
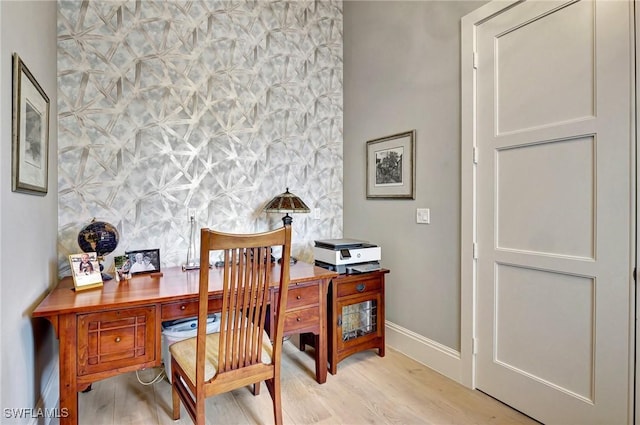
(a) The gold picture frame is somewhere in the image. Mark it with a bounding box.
[69,252,104,291]
[12,53,50,195]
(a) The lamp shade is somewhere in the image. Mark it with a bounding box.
[263,188,310,214]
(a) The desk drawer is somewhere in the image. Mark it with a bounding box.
[272,283,320,314]
[77,306,156,376]
[161,298,222,321]
[287,284,319,309]
[336,276,382,298]
[284,306,320,332]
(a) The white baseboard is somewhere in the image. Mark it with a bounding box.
[386,321,464,385]
[28,366,59,425]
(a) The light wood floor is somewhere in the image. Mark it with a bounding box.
[78,341,539,424]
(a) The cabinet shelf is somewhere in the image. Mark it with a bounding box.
[341,300,377,341]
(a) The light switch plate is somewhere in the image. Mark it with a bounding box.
[416,208,430,224]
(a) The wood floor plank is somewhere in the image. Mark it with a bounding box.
[116,369,162,425]
[78,375,116,425]
[78,341,539,424]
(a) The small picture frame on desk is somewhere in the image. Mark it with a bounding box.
[69,252,103,291]
[113,254,131,282]
[125,248,160,275]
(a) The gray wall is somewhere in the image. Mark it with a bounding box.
[56,0,344,276]
[1,1,59,421]
[343,0,484,350]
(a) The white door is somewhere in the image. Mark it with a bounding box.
[473,1,634,423]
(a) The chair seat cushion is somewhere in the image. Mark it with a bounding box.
[169,330,273,383]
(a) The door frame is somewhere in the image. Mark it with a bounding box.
[460,1,636,422]
[634,2,639,423]
[460,0,522,390]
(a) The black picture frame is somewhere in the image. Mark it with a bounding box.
[125,248,161,274]
[12,53,50,195]
[366,130,416,199]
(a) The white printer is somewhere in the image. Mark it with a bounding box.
[313,238,381,274]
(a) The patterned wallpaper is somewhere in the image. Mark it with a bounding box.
[56,0,343,275]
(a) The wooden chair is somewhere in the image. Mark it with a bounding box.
[170,224,292,425]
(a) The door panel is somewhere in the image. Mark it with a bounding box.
[474,1,633,423]
[496,136,594,258]
[495,0,595,134]
[494,264,594,400]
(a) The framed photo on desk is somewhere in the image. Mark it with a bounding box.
[68,252,103,291]
[125,248,160,274]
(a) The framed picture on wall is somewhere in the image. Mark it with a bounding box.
[125,249,161,275]
[12,53,50,195]
[366,130,416,199]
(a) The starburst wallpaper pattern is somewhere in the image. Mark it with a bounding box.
[56,0,343,275]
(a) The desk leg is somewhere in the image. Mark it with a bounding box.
[59,314,78,425]
[315,333,327,384]
[298,332,327,384]
[316,279,328,384]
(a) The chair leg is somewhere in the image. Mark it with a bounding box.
[253,381,261,395]
[171,379,181,420]
[266,377,282,425]
[196,395,206,425]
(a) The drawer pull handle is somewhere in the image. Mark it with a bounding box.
[115,337,121,343]
[180,305,186,310]
[296,295,301,300]
[356,283,366,292]
[296,317,301,322]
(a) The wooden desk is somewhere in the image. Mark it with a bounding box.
[32,262,336,425]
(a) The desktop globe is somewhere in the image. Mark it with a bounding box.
[77,220,119,280]
[77,220,119,255]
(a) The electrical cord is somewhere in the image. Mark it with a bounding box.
[135,366,166,385]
